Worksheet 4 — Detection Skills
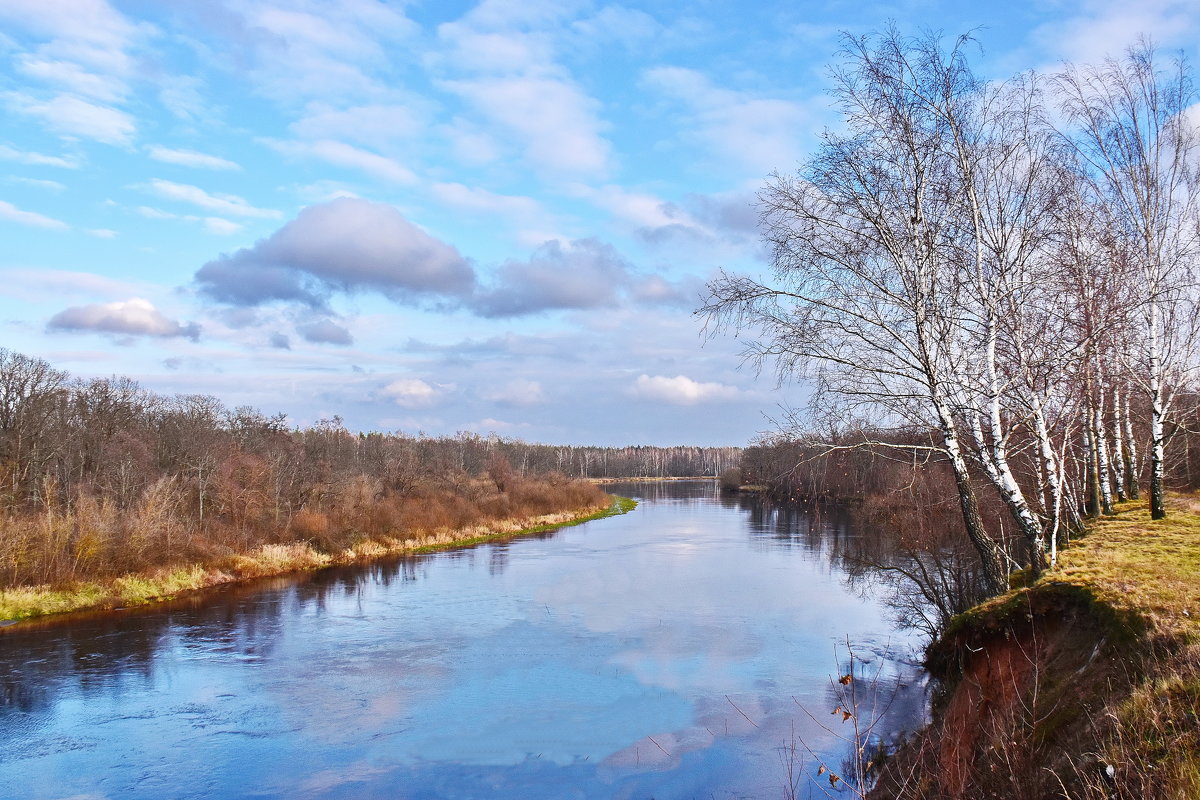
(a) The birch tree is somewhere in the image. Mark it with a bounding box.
[1057,40,1200,519]
[940,68,1069,569]
[702,30,1009,594]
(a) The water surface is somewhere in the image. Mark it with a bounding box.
[1,480,925,799]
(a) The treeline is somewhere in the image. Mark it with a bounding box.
[705,32,1200,597]
[495,442,740,479]
[0,348,733,590]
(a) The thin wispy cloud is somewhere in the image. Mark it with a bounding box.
[5,92,137,146]
[265,138,419,185]
[628,374,741,405]
[141,178,282,219]
[147,146,241,171]
[0,199,69,229]
[0,143,80,168]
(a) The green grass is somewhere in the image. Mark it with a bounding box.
[1054,495,1200,638]
[941,494,1200,647]
[411,495,636,554]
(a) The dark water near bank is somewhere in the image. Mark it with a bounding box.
[0,481,926,800]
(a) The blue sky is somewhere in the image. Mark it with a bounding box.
[1,0,1198,446]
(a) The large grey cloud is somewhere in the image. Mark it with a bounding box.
[636,191,760,248]
[469,238,629,317]
[297,317,353,345]
[195,197,476,308]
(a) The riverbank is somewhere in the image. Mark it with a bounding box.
[873,494,1200,799]
[0,495,636,629]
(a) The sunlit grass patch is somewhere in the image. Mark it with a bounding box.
[0,583,109,621]
[1056,495,1200,637]
[409,495,634,554]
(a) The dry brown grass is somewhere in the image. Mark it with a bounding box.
[0,492,628,624]
[0,472,614,622]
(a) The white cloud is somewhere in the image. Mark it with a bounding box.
[0,143,80,168]
[568,5,661,49]
[135,205,245,235]
[5,92,136,146]
[297,317,353,345]
[443,76,610,176]
[463,417,533,433]
[291,104,423,151]
[0,0,143,154]
[87,228,117,238]
[643,66,809,177]
[136,205,176,220]
[0,267,143,301]
[470,238,629,317]
[436,25,556,74]
[629,374,740,405]
[451,0,576,37]
[382,378,444,408]
[142,178,282,219]
[224,1,415,106]
[201,217,243,236]
[0,199,69,230]
[438,117,503,167]
[570,183,699,230]
[267,138,418,185]
[47,297,200,340]
[1031,0,1200,65]
[9,176,66,191]
[158,74,207,121]
[0,0,140,65]
[482,379,546,406]
[147,146,241,171]
[194,197,475,307]
[16,55,127,102]
[293,181,362,203]
[433,10,612,178]
[431,182,541,217]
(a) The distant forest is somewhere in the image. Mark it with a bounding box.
[0,348,739,589]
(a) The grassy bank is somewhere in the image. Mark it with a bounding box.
[881,494,1200,799]
[0,495,636,627]
[1045,495,1200,797]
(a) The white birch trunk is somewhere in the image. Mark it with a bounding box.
[1122,390,1140,499]
[1094,383,1114,514]
[935,396,1008,595]
[1082,423,1100,517]
[1031,395,1063,567]
[968,409,1046,567]
[1110,387,1127,502]
[1149,302,1167,519]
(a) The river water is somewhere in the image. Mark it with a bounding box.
[0,480,926,800]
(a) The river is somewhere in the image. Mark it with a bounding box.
[0,480,927,799]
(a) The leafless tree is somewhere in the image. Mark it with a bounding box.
[1057,39,1200,519]
[0,348,68,509]
[702,29,1011,593]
